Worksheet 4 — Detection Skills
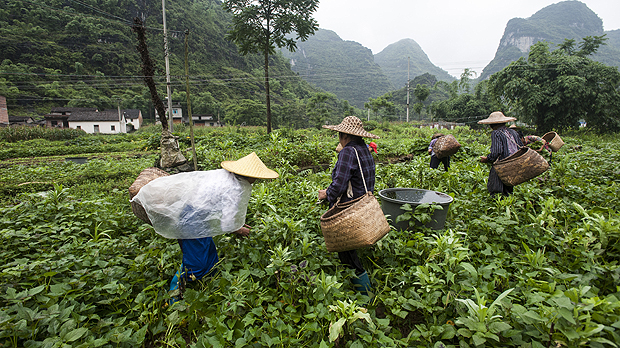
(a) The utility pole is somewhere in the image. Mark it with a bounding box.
[162,0,173,131]
[406,56,410,123]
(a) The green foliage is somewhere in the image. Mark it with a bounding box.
[0,0,319,124]
[1,125,620,347]
[429,79,499,125]
[0,126,86,142]
[307,92,337,129]
[223,0,320,132]
[479,1,620,80]
[364,94,396,122]
[373,39,455,89]
[489,37,620,133]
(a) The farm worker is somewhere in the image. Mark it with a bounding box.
[132,152,279,304]
[428,133,450,171]
[318,116,380,296]
[478,111,523,196]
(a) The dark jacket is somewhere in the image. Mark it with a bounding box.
[326,139,376,204]
[487,126,523,194]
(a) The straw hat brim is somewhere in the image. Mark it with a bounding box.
[322,124,380,139]
[221,152,279,179]
[478,112,517,125]
[322,116,380,139]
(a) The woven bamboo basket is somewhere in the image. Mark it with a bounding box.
[493,147,549,186]
[320,192,390,252]
[542,132,564,152]
[433,134,461,159]
[128,167,170,224]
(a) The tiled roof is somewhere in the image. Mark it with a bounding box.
[50,107,98,114]
[123,109,141,119]
[9,115,35,122]
[68,110,122,122]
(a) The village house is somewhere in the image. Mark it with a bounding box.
[44,107,143,134]
[66,110,127,134]
[154,103,183,124]
[9,115,37,125]
[123,109,143,131]
[191,114,223,127]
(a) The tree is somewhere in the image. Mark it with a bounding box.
[364,94,395,122]
[224,99,267,126]
[489,35,620,133]
[307,92,336,129]
[413,83,430,119]
[224,0,319,133]
[458,68,476,94]
[429,78,497,124]
[413,84,430,104]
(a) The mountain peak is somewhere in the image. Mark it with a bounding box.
[479,0,614,80]
[374,38,454,88]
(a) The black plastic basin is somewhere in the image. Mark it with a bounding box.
[378,188,453,230]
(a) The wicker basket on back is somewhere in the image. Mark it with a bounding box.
[320,192,390,252]
[493,147,549,186]
[542,132,564,152]
[128,167,169,224]
[320,147,390,252]
[432,134,461,159]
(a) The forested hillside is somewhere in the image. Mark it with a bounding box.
[374,39,454,89]
[480,1,620,79]
[279,29,395,108]
[0,0,318,123]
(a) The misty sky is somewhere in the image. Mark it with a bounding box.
[313,0,620,78]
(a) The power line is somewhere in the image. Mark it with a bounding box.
[10,0,185,34]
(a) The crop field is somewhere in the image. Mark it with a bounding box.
[1,123,619,348]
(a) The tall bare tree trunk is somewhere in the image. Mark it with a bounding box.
[132,17,187,169]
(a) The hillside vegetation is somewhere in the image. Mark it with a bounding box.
[280,29,395,108]
[374,39,454,89]
[0,0,317,121]
[479,1,620,79]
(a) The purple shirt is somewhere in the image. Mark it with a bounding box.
[429,138,438,156]
[487,126,523,163]
[326,140,376,204]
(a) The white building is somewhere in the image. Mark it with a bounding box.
[123,109,143,131]
[68,110,127,134]
[45,107,143,134]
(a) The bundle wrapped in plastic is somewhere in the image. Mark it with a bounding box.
[130,169,252,239]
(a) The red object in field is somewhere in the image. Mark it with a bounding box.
[368,142,377,153]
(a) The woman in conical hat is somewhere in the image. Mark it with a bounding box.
[478,111,523,196]
[167,152,277,304]
[318,116,379,296]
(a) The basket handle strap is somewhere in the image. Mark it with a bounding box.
[334,147,368,205]
[352,147,369,193]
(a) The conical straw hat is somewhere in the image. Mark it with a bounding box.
[322,116,380,139]
[478,111,517,124]
[221,152,279,179]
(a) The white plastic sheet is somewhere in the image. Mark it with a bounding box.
[130,169,252,239]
